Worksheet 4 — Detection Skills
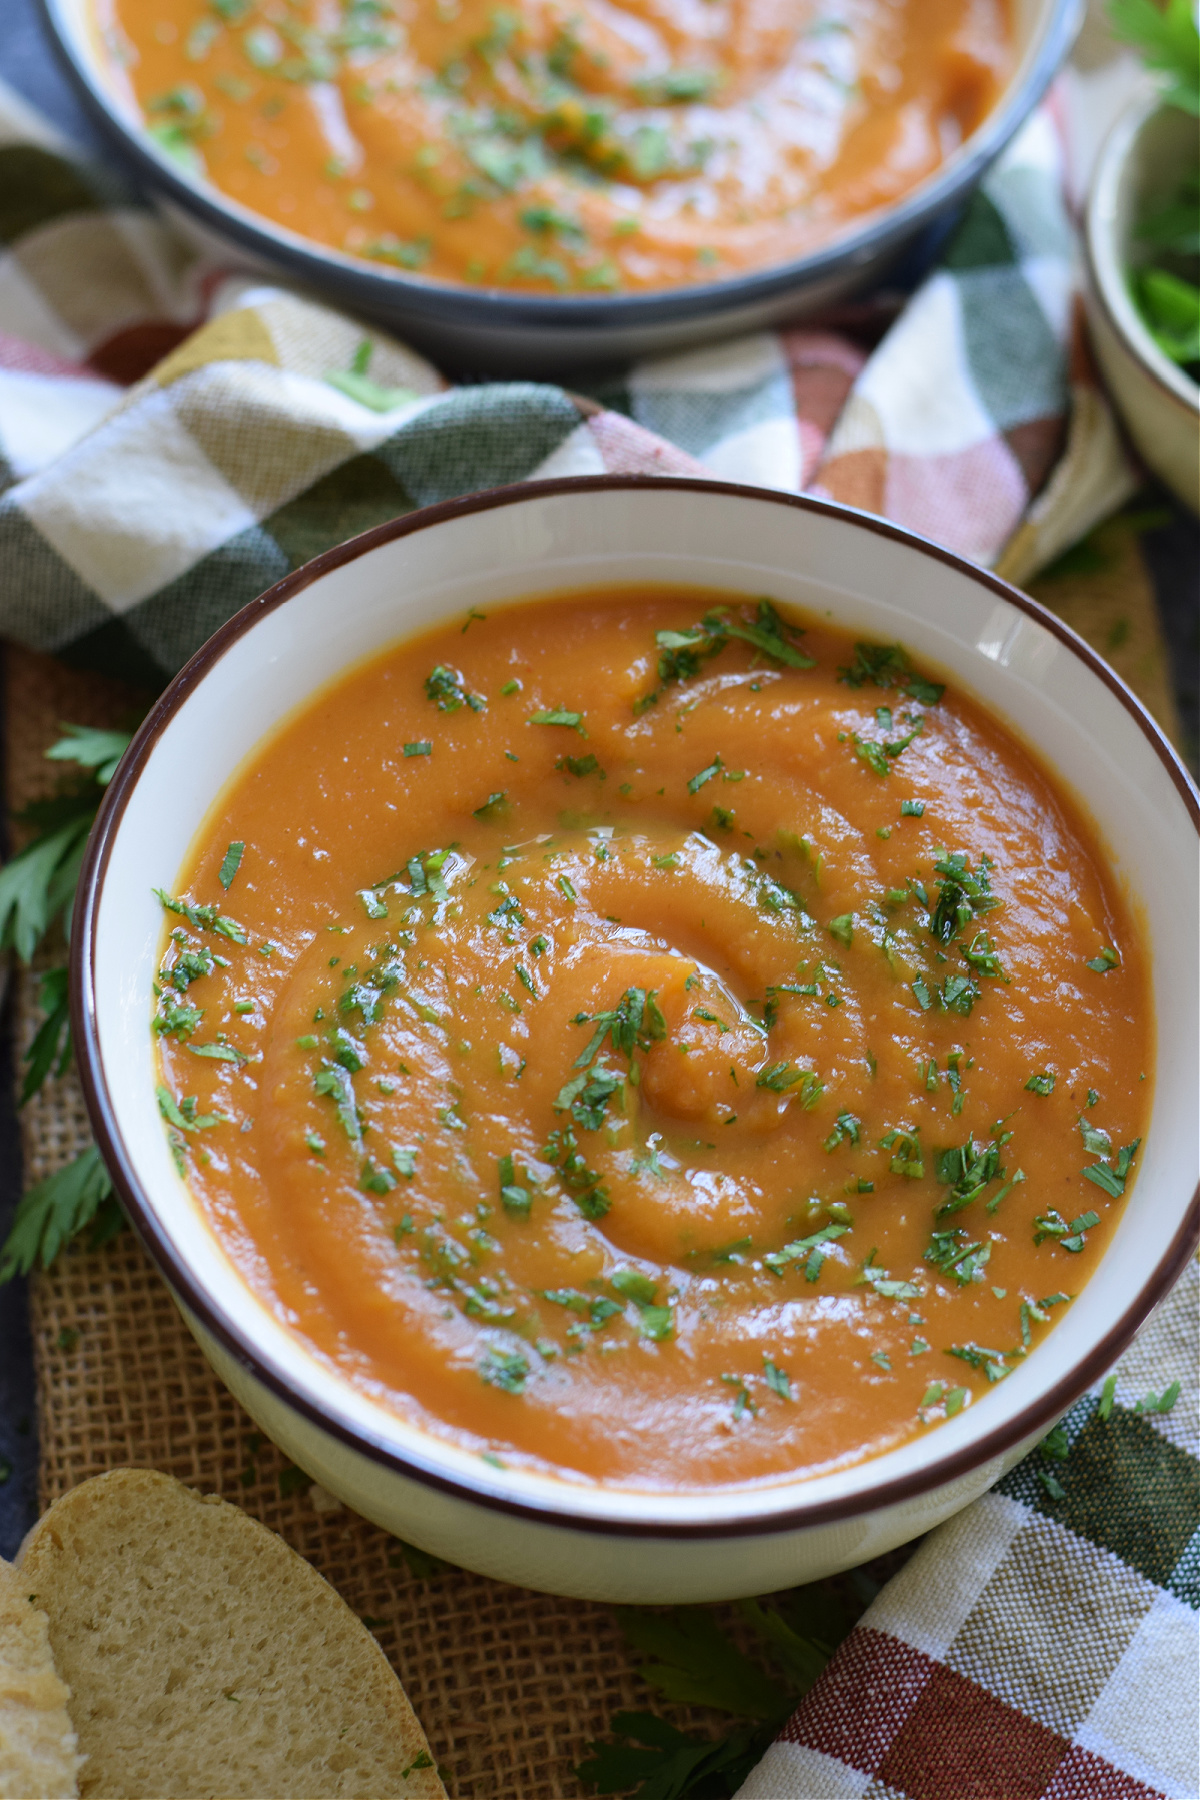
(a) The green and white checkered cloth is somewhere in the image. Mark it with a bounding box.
[0,88,1136,687]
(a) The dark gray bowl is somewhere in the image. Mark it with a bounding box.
[41,0,1082,376]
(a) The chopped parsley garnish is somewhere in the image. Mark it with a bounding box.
[823,1111,860,1152]
[901,799,926,817]
[721,1374,757,1421]
[425,664,484,712]
[554,1067,624,1130]
[156,1086,223,1133]
[946,1342,1010,1383]
[1025,1071,1056,1095]
[403,740,432,757]
[755,1063,822,1107]
[1082,1137,1140,1198]
[393,1148,417,1178]
[530,707,586,734]
[851,710,924,777]
[762,1357,793,1399]
[764,1222,848,1281]
[1033,1209,1100,1252]
[479,1348,528,1393]
[928,852,1000,944]
[687,756,723,794]
[358,888,388,919]
[154,889,247,944]
[542,1124,610,1220]
[556,875,577,902]
[473,790,509,821]
[217,841,244,889]
[654,599,815,691]
[313,1063,361,1148]
[880,1126,924,1178]
[837,642,945,705]
[500,678,521,696]
[573,987,667,1068]
[498,1152,532,1217]
[1086,946,1120,973]
[856,1250,921,1300]
[935,1136,1020,1218]
[360,1158,397,1196]
[827,913,854,946]
[153,1002,203,1039]
[556,752,603,778]
[925,1227,990,1284]
[186,1041,247,1065]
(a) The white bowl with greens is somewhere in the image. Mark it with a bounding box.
[1085,9,1199,511]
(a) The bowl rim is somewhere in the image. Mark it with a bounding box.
[70,475,1200,1540]
[1085,87,1200,417]
[41,0,1083,335]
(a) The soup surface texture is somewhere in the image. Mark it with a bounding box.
[158,590,1151,1490]
[100,0,1010,291]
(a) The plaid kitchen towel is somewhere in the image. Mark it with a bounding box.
[736,1258,1199,1800]
[0,84,1137,686]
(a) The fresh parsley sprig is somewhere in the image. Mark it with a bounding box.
[1109,0,1200,116]
[0,722,137,1284]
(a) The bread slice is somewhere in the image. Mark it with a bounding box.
[0,1555,82,1799]
[18,1469,445,1799]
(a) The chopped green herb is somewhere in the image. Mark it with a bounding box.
[218,841,244,889]
[530,708,586,734]
[155,889,247,944]
[838,642,945,705]
[479,1347,529,1393]
[424,664,484,713]
[1082,1138,1140,1198]
[925,1227,990,1285]
[901,799,926,817]
[1098,1373,1118,1419]
[880,1126,924,1179]
[687,757,723,795]
[473,791,509,821]
[1025,1071,1056,1095]
[1086,946,1120,973]
[403,740,432,757]
[498,1151,532,1218]
[764,1222,848,1282]
[1134,1380,1181,1415]
[763,1357,793,1400]
[946,1341,1010,1383]
[827,914,854,947]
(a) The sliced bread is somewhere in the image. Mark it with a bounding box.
[0,1555,82,1799]
[19,1468,445,1800]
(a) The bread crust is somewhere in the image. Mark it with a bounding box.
[18,1469,445,1800]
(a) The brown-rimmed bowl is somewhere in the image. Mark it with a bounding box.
[71,477,1199,1602]
[41,0,1082,375]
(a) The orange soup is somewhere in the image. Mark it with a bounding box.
[155,591,1151,1489]
[100,0,1010,292]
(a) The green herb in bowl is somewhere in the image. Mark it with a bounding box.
[1109,0,1200,380]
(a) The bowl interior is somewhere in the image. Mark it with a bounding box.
[51,0,1075,327]
[1088,95,1200,410]
[82,481,1199,1530]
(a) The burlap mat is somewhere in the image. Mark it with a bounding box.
[8,524,1184,1799]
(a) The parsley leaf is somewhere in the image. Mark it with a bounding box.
[1025,1071,1056,1095]
[479,1347,528,1393]
[837,642,945,704]
[425,664,485,712]
[530,707,586,734]
[1108,0,1199,115]
[44,722,133,785]
[1086,945,1120,973]
[0,1145,122,1283]
[217,841,244,889]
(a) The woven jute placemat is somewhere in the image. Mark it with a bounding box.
[8,527,1184,1799]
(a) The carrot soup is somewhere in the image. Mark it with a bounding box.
[154,590,1151,1489]
[98,0,1011,292]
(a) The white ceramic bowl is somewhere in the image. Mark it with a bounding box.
[1085,91,1200,513]
[72,480,1199,1603]
[42,0,1081,374]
